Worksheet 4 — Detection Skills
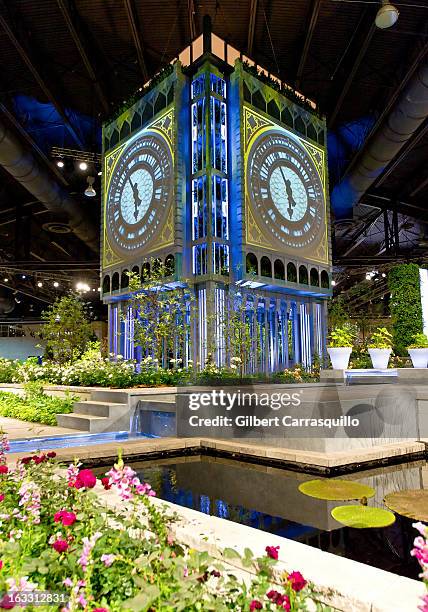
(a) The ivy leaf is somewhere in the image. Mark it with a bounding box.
[223,548,241,560]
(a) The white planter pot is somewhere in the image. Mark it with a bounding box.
[327,347,352,370]
[408,348,428,368]
[368,348,392,370]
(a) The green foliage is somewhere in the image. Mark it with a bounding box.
[388,264,423,354]
[274,364,320,384]
[40,294,93,364]
[327,296,349,331]
[0,384,75,425]
[0,358,20,383]
[368,327,393,349]
[407,333,428,349]
[0,454,325,611]
[328,324,356,348]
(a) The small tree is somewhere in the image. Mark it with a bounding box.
[40,294,93,364]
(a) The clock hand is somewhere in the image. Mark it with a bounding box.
[278,166,297,218]
[128,176,142,221]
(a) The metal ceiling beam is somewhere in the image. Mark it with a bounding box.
[410,174,428,198]
[328,13,376,127]
[0,1,85,148]
[124,0,149,83]
[188,0,197,41]
[56,0,110,115]
[296,0,321,87]
[361,193,428,222]
[247,0,258,56]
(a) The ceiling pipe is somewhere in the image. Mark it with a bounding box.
[331,52,428,219]
[0,114,99,252]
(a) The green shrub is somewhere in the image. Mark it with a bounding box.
[328,324,356,348]
[0,384,75,425]
[368,327,393,349]
[388,264,423,354]
[0,358,20,383]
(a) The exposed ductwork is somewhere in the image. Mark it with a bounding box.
[0,115,99,252]
[331,53,428,219]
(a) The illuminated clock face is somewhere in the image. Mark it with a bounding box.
[106,131,173,255]
[247,130,325,250]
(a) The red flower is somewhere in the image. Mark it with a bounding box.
[0,594,14,609]
[288,571,307,592]
[0,560,3,569]
[93,609,108,612]
[0,466,8,475]
[47,451,57,459]
[100,477,111,490]
[0,495,4,502]
[74,469,97,489]
[265,545,279,559]
[32,455,46,465]
[281,597,290,611]
[249,601,262,611]
[52,539,69,553]
[20,457,32,465]
[54,511,77,526]
[266,590,289,607]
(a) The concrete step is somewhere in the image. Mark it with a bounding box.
[90,389,129,404]
[137,398,177,412]
[56,413,110,433]
[73,401,128,417]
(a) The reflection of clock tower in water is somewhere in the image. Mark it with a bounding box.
[101,19,332,371]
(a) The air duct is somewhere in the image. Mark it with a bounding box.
[331,53,428,219]
[0,116,99,252]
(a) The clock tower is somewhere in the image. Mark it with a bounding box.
[101,21,332,371]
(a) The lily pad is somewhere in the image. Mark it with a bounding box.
[298,479,375,501]
[331,505,395,528]
[384,489,428,522]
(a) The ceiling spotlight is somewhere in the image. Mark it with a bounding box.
[76,282,90,292]
[53,281,59,288]
[37,281,43,288]
[21,274,26,280]
[56,159,64,168]
[84,176,96,198]
[331,280,336,287]
[3,278,8,283]
[375,1,399,29]
[382,272,386,278]
[365,273,371,281]
[78,161,88,171]
[97,170,102,176]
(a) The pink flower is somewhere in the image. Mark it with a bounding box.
[100,477,111,490]
[0,594,14,609]
[100,553,115,567]
[0,494,4,502]
[54,511,77,526]
[418,594,428,612]
[93,608,108,612]
[249,601,262,611]
[288,571,307,592]
[266,591,289,608]
[265,545,280,559]
[74,469,97,489]
[78,532,102,572]
[0,466,8,474]
[281,597,291,611]
[52,539,69,553]
[63,578,73,587]
[0,561,2,570]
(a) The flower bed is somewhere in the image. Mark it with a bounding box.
[0,435,324,611]
[0,383,75,426]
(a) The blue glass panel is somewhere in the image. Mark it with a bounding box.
[211,176,229,239]
[193,244,207,275]
[192,99,205,173]
[192,176,207,239]
[210,97,227,173]
[212,243,229,275]
[210,74,226,98]
[191,74,205,99]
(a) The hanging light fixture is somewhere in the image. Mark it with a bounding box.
[375,1,399,29]
[84,176,96,198]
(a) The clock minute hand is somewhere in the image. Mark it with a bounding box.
[129,176,142,221]
[278,166,296,218]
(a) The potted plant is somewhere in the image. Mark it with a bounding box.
[327,325,356,370]
[407,333,428,368]
[368,327,393,369]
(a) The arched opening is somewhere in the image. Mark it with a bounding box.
[299,265,308,285]
[141,262,150,282]
[102,275,110,294]
[287,262,297,283]
[321,270,330,289]
[310,268,319,286]
[152,258,162,276]
[274,259,285,280]
[121,270,129,289]
[165,254,175,276]
[111,272,119,291]
[246,253,258,275]
[260,256,272,277]
[132,265,140,276]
